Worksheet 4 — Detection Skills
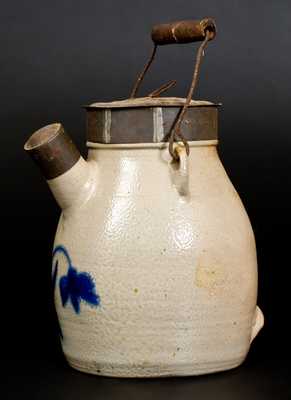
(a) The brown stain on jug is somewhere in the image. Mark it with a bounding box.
[195,264,226,295]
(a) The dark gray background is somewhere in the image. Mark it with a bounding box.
[1,0,290,398]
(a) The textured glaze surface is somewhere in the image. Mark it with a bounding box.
[50,141,263,377]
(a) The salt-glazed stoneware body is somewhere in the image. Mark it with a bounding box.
[24,97,263,377]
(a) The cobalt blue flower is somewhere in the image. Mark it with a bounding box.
[52,245,100,315]
[59,265,100,314]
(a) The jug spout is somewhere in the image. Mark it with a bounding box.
[24,123,92,209]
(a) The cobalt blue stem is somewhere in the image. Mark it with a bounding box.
[53,245,72,267]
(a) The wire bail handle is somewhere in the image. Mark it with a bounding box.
[130,18,217,160]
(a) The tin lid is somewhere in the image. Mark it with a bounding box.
[85,97,219,109]
[86,97,219,145]
[86,18,218,158]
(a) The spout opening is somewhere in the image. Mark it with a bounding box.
[24,123,62,151]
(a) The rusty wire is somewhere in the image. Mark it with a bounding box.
[130,45,157,98]
[148,80,177,97]
[169,30,211,160]
[130,30,212,161]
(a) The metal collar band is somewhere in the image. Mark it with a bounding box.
[86,105,218,144]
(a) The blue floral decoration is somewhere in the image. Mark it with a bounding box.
[52,245,100,315]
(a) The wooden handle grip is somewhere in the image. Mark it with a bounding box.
[151,18,216,45]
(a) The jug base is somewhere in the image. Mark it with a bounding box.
[66,355,246,378]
